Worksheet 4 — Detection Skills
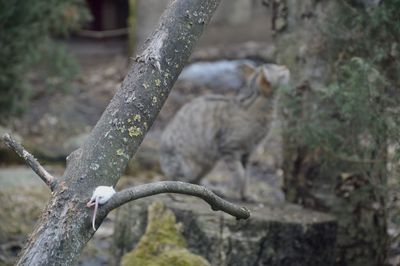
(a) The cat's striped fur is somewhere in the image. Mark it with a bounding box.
[160,63,290,199]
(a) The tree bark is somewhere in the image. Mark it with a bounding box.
[16,0,222,265]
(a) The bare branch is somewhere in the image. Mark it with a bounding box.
[2,133,56,190]
[103,181,250,220]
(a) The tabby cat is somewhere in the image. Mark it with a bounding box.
[160,63,290,199]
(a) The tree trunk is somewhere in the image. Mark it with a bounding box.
[16,0,221,265]
[281,85,388,266]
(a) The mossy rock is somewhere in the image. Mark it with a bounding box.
[115,195,337,265]
[121,201,210,266]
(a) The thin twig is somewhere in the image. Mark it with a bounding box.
[2,133,56,190]
[103,181,250,220]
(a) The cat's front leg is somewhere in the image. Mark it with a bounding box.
[223,154,248,201]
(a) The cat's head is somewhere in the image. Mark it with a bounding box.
[239,63,290,96]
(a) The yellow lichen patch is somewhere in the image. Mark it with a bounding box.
[121,202,210,266]
[143,122,148,130]
[143,83,149,89]
[128,126,142,137]
[133,114,141,122]
[155,79,161,87]
[116,149,124,156]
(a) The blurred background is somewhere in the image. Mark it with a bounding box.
[1,0,400,265]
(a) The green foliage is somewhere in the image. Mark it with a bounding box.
[279,2,400,264]
[32,39,81,93]
[284,58,390,165]
[284,0,400,164]
[282,3,399,262]
[327,0,400,84]
[0,0,90,119]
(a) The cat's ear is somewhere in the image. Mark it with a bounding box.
[258,68,273,96]
[238,63,256,80]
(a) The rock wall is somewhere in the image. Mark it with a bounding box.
[114,196,337,266]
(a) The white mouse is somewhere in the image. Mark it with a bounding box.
[86,186,116,230]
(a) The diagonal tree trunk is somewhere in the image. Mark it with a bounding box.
[15,0,225,264]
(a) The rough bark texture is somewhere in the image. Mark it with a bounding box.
[16,0,221,265]
[114,196,338,266]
